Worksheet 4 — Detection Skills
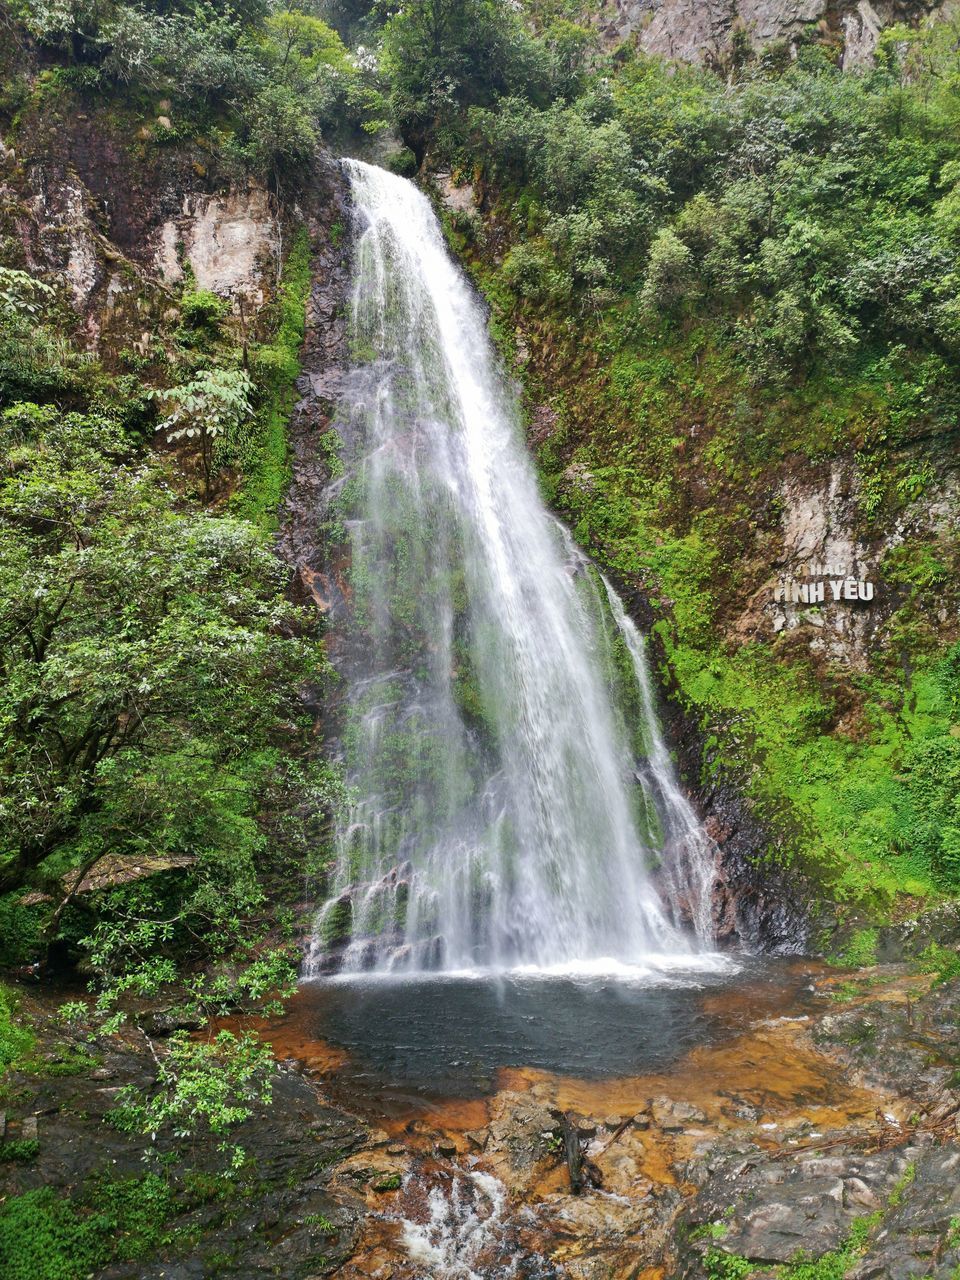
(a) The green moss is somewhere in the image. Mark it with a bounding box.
[0,985,34,1074]
[832,929,879,968]
[231,228,312,532]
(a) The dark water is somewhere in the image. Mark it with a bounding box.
[283,959,808,1111]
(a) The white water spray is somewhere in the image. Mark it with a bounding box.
[400,1171,516,1280]
[305,162,719,974]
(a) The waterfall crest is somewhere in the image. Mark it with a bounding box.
[306,161,719,975]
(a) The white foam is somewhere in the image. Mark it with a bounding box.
[312,951,738,986]
[400,1170,514,1280]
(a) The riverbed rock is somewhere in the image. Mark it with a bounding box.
[652,1097,708,1130]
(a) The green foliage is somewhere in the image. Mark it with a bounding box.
[0,267,55,321]
[0,1138,40,1162]
[149,365,254,498]
[703,1249,754,1279]
[304,1211,336,1232]
[110,1030,275,1160]
[0,400,336,979]
[232,228,311,530]
[381,0,556,160]
[0,894,43,967]
[0,1175,180,1280]
[0,984,34,1073]
[178,289,229,333]
[11,1,384,182]
[916,942,960,983]
[416,14,960,910]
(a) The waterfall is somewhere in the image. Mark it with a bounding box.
[305,161,719,975]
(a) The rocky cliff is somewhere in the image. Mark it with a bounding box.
[596,0,954,66]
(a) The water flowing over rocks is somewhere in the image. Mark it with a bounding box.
[257,966,959,1280]
[5,966,958,1276]
[304,162,720,974]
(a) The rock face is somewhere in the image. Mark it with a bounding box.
[732,461,959,670]
[153,187,281,309]
[1,107,283,354]
[597,0,947,67]
[278,155,353,627]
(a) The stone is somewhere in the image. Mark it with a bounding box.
[603,1114,624,1129]
[156,115,172,130]
[434,171,477,216]
[652,1096,707,1130]
[731,1178,847,1262]
[385,1143,405,1156]
[436,1140,458,1158]
[20,1116,38,1141]
[632,1111,651,1129]
[143,1007,203,1037]
[464,1128,489,1150]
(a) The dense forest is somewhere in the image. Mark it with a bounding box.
[1,0,959,1276]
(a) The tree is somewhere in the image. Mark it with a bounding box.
[381,0,536,162]
[149,366,254,499]
[0,403,322,903]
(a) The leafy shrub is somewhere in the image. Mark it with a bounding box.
[0,1175,178,1280]
[179,289,229,331]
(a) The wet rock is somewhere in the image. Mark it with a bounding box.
[652,1097,707,1130]
[464,1127,489,1150]
[813,975,960,1106]
[436,1140,458,1158]
[849,1145,960,1280]
[734,1176,847,1262]
[142,1007,204,1037]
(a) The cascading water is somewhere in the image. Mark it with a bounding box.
[305,160,719,975]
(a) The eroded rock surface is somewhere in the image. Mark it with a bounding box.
[596,0,948,68]
[265,966,960,1280]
